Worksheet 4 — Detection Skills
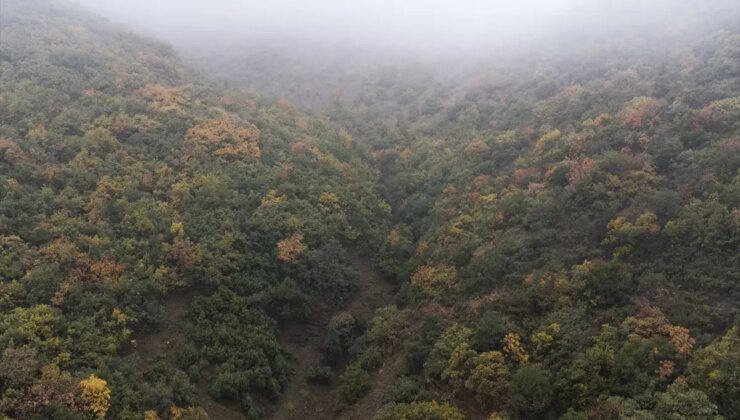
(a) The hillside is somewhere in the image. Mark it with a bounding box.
[200,6,740,420]
[0,1,392,418]
[332,33,740,419]
[0,0,738,419]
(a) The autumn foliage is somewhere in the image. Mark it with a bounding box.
[620,96,662,129]
[185,118,261,158]
[277,233,306,263]
[0,1,737,419]
[410,265,458,297]
[79,374,111,419]
[137,84,188,113]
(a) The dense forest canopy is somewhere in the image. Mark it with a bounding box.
[0,0,738,419]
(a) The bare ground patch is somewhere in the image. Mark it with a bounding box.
[128,289,245,420]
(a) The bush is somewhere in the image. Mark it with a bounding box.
[357,345,384,371]
[335,364,372,412]
[374,401,465,420]
[383,376,425,404]
[187,364,201,382]
[170,370,197,406]
[177,343,199,368]
[305,362,333,384]
[325,312,358,364]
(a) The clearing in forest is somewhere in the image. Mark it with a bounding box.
[272,251,397,420]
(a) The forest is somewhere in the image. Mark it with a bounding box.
[0,0,738,419]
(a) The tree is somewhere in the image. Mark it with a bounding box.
[465,137,491,158]
[653,380,721,419]
[687,327,740,418]
[366,306,410,352]
[8,364,80,418]
[582,261,634,308]
[603,211,661,253]
[79,374,111,419]
[471,311,513,352]
[277,233,306,263]
[325,312,357,363]
[0,346,39,388]
[335,364,372,411]
[185,118,261,158]
[503,332,529,365]
[465,351,510,404]
[411,265,458,298]
[441,342,477,390]
[425,325,473,378]
[508,365,553,417]
[620,97,662,129]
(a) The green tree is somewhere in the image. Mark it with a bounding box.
[508,365,553,418]
[687,327,740,418]
[653,381,721,419]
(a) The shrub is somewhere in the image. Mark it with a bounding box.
[383,376,425,404]
[335,364,372,412]
[305,362,333,384]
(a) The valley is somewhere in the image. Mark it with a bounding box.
[0,1,737,419]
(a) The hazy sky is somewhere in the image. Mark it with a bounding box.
[71,0,737,53]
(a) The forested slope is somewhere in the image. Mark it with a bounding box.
[204,8,740,419]
[0,1,391,418]
[307,16,740,420]
[0,0,738,419]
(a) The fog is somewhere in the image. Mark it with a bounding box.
[71,0,739,57]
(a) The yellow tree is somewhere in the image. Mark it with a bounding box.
[185,118,260,158]
[465,351,510,403]
[503,332,529,365]
[410,265,458,297]
[79,374,111,419]
[442,342,477,390]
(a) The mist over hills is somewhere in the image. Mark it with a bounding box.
[0,0,738,418]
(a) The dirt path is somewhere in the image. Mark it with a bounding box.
[130,289,245,420]
[130,290,190,370]
[271,250,396,420]
[129,250,393,420]
[338,351,406,420]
